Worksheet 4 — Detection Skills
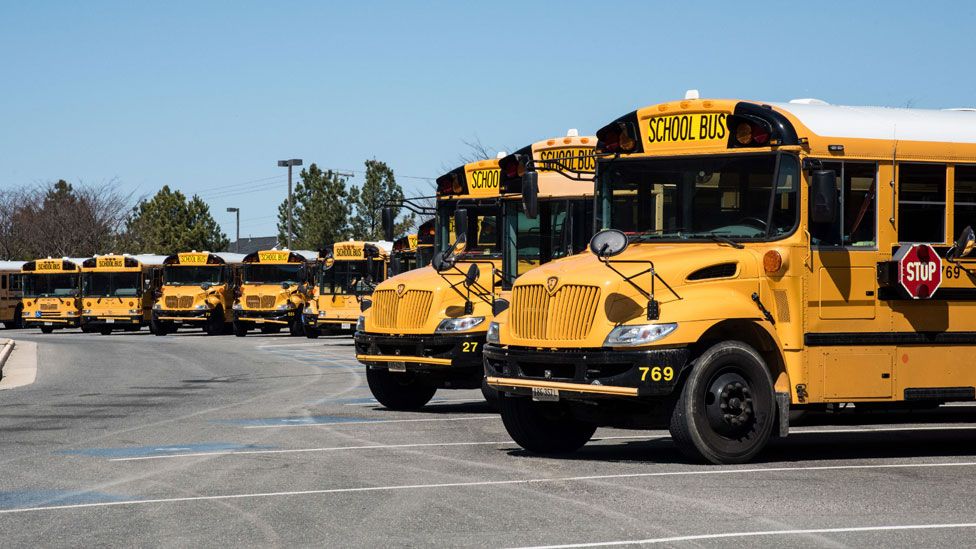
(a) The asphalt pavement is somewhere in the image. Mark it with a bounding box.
[1,328,976,547]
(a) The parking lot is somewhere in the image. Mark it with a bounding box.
[1,331,976,547]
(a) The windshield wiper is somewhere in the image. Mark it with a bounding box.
[630,228,692,242]
[704,234,745,249]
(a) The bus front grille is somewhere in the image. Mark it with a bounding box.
[39,304,58,312]
[246,296,261,308]
[164,296,194,309]
[372,289,432,329]
[511,284,600,341]
[165,296,179,308]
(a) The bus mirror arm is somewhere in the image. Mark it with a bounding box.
[598,257,681,321]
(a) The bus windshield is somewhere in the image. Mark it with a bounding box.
[164,266,223,286]
[437,202,502,257]
[600,153,799,241]
[244,264,302,285]
[23,273,79,297]
[320,260,382,295]
[83,272,142,297]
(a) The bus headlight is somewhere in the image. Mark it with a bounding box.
[486,321,500,344]
[232,302,243,311]
[129,309,140,314]
[82,309,92,314]
[276,303,291,311]
[152,302,162,310]
[194,304,208,310]
[435,316,484,334]
[303,306,314,315]
[604,323,677,347]
[356,315,365,332]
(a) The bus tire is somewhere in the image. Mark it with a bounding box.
[288,316,304,337]
[151,316,168,336]
[366,367,436,410]
[481,378,500,406]
[233,321,248,337]
[40,326,54,334]
[305,327,319,339]
[205,307,224,336]
[99,327,112,336]
[669,340,775,465]
[498,396,595,454]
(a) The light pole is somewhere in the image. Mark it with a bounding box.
[277,158,303,249]
[226,207,240,253]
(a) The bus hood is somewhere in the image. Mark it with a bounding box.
[498,243,765,348]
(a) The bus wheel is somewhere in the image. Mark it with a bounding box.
[481,378,500,407]
[305,326,319,339]
[99,327,112,336]
[366,367,436,410]
[669,340,775,465]
[288,317,304,337]
[151,316,168,336]
[205,307,224,336]
[233,321,248,337]
[40,326,54,334]
[498,396,595,454]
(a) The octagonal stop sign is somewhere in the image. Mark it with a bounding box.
[893,243,942,299]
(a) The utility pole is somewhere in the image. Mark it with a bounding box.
[277,158,303,248]
[226,207,240,252]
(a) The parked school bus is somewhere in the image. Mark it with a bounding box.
[233,249,316,337]
[390,234,420,276]
[303,241,390,338]
[80,254,166,335]
[21,258,84,333]
[0,261,26,329]
[151,252,245,336]
[355,131,596,410]
[485,95,976,464]
[415,218,435,269]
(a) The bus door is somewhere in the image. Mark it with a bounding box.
[805,161,893,400]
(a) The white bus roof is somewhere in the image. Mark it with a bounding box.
[0,261,25,271]
[290,250,320,262]
[769,101,976,144]
[129,254,168,266]
[214,252,246,263]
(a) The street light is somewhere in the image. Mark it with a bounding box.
[277,158,303,249]
[226,207,240,253]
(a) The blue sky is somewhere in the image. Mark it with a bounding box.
[2,1,974,237]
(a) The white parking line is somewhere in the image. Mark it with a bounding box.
[344,397,484,407]
[793,425,976,434]
[3,460,975,515]
[242,415,499,429]
[107,435,657,462]
[513,523,976,548]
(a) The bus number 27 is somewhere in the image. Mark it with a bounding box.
[639,366,674,382]
[461,342,479,353]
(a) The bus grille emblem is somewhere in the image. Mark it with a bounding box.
[546,276,558,294]
[396,284,406,297]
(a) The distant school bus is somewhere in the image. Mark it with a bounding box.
[80,254,166,335]
[390,234,420,276]
[355,131,596,410]
[151,251,245,336]
[0,261,25,329]
[303,241,390,338]
[21,258,83,333]
[233,249,316,336]
[485,95,976,464]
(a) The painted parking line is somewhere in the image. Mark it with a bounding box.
[2,460,976,515]
[513,523,976,548]
[231,415,499,429]
[792,425,976,435]
[60,443,274,459]
[0,490,132,510]
[107,435,657,462]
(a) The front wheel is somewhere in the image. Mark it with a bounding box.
[205,307,224,336]
[366,367,436,410]
[99,327,112,336]
[151,315,168,336]
[233,320,248,337]
[288,316,304,337]
[669,340,775,464]
[305,326,319,339]
[498,396,595,454]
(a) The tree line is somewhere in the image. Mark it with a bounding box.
[0,159,414,260]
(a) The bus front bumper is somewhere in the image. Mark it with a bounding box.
[82,315,142,327]
[233,309,298,325]
[483,343,691,400]
[25,317,80,328]
[303,314,357,330]
[154,309,212,322]
[355,331,485,386]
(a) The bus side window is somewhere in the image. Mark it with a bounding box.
[898,163,946,244]
[1,275,6,290]
[954,165,976,237]
[810,162,877,247]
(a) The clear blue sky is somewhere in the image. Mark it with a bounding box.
[2,1,974,238]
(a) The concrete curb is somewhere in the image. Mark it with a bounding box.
[0,338,14,378]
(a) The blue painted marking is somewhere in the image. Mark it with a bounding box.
[216,415,378,427]
[0,490,133,509]
[60,442,274,458]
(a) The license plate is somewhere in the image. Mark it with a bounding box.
[532,387,560,402]
[43,322,52,326]
[106,318,115,324]
[388,362,407,373]
[341,323,350,330]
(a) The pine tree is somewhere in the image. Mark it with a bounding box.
[124,186,228,255]
[276,164,352,250]
[350,159,414,241]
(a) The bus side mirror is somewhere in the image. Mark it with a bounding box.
[522,170,539,220]
[382,207,395,241]
[810,170,839,224]
[950,225,976,259]
[463,263,480,289]
[454,208,468,240]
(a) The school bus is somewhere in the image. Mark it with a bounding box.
[79,254,166,335]
[355,132,596,410]
[485,95,976,464]
[151,251,245,336]
[303,241,391,338]
[416,218,435,268]
[0,261,25,329]
[390,234,420,276]
[233,249,316,337]
[21,258,84,333]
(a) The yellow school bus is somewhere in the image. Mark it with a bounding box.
[416,218,435,268]
[390,234,420,276]
[303,241,390,338]
[0,261,26,329]
[233,249,316,336]
[151,251,245,336]
[485,95,976,464]
[80,254,166,335]
[355,132,596,410]
[21,257,84,333]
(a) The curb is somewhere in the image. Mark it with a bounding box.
[0,339,15,378]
